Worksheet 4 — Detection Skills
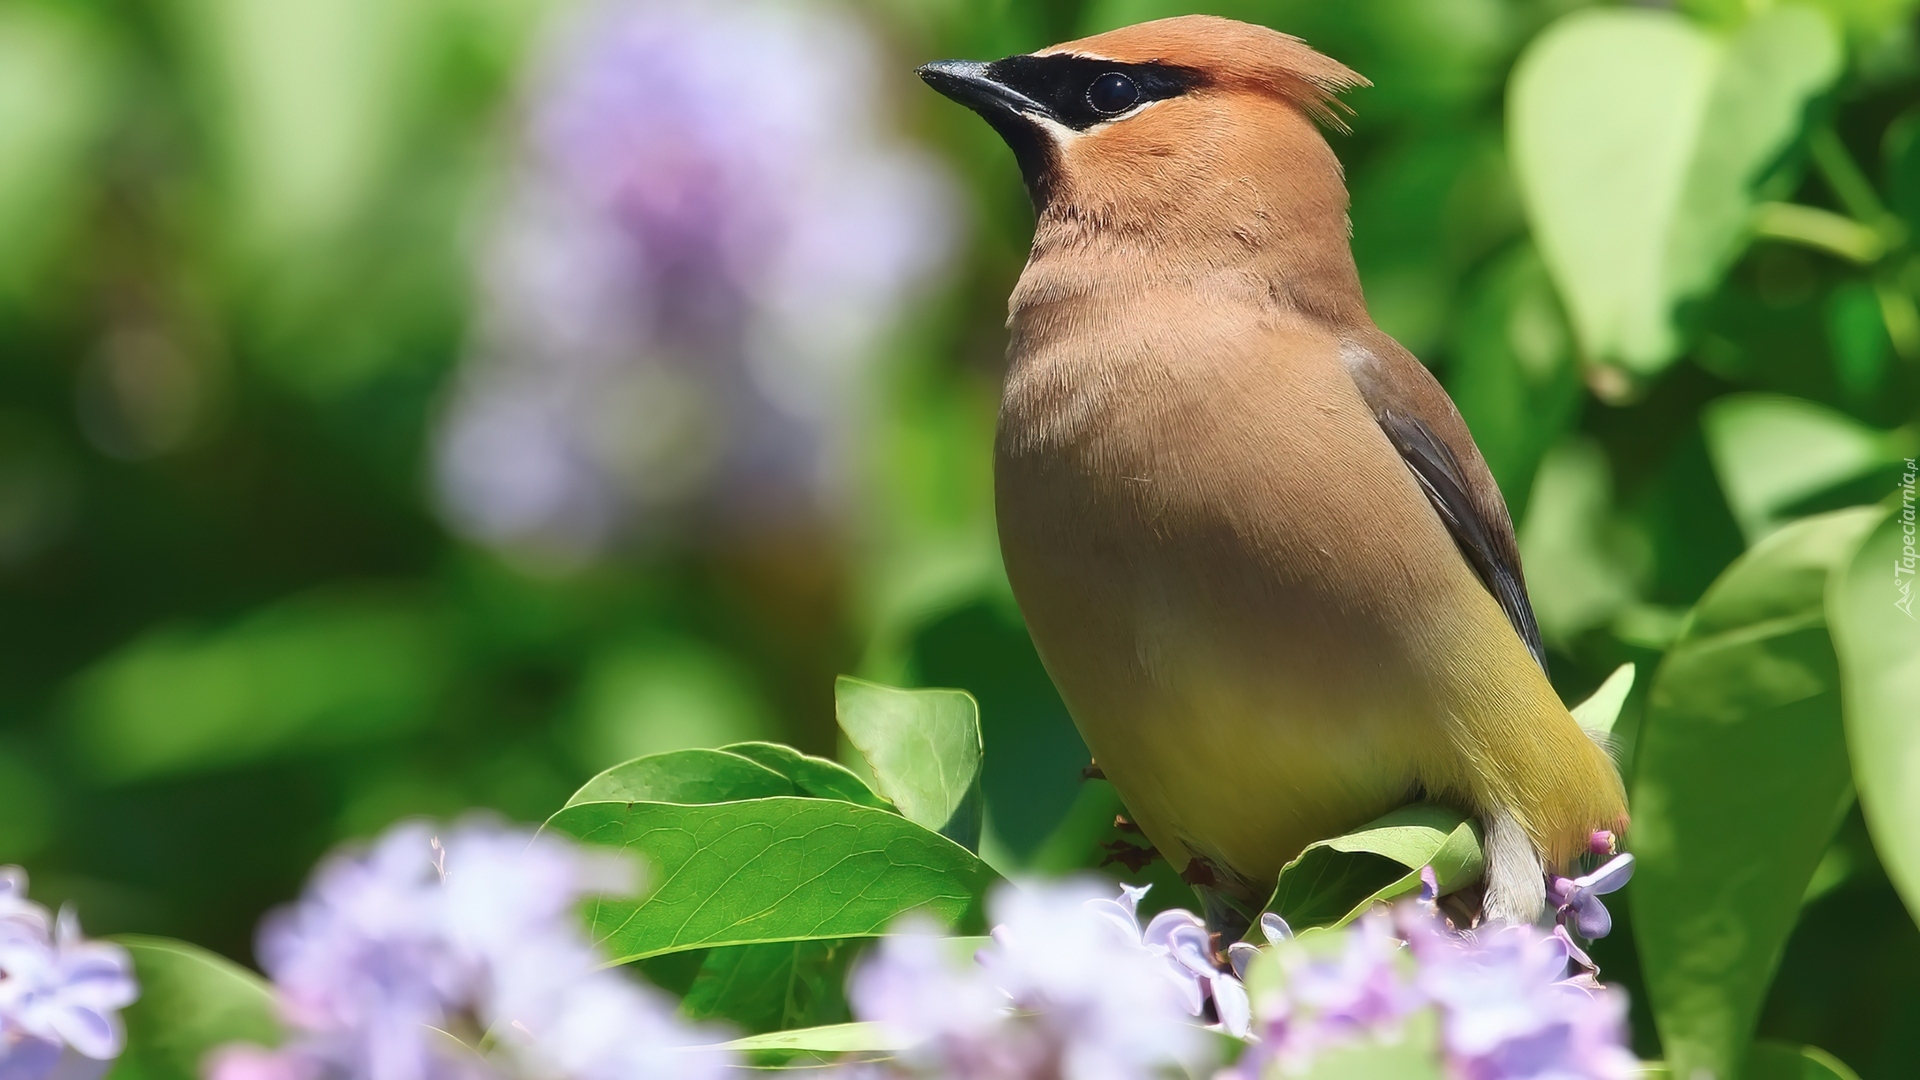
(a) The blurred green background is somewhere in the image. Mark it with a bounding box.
[1,0,1917,1069]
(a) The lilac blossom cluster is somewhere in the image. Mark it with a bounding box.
[208,820,734,1080]
[436,0,957,560]
[0,867,138,1080]
[850,864,1640,1080]
[845,880,1230,1079]
[1226,859,1640,1080]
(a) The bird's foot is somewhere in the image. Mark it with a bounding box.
[1097,839,1160,873]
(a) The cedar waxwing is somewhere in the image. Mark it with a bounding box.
[919,15,1627,929]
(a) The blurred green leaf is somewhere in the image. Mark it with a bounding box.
[1510,6,1842,373]
[1746,1041,1864,1080]
[834,676,983,852]
[168,0,427,257]
[0,5,113,299]
[0,739,53,862]
[566,749,796,807]
[1890,105,1920,229]
[570,638,777,771]
[1293,1026,1444,1080]
[1703,394,1913,544]
[1445,244,1583,516]
[1630,508,1880,1080]
[1686,0,1920,51]
[1572,663,1637,740]
[717,1019,909,1060]
[721,742,893,811]
[1518,438,1646,644]
[70,590,448,783]
[1826,283,1894,400]
[108,936,281,1080]
[1829,503,1920,925]
[547,797,997,962]
[679,939,858,1035]
[1259,803,1484,933]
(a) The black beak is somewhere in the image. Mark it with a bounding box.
[917,59,1052,123]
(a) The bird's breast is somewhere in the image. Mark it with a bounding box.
[992,288,1469,885]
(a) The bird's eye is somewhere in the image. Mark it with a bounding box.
[1087,72,1139,115]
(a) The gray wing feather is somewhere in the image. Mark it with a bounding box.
[1376,408,1549,673]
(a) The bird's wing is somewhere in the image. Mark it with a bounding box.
[1338,331,1549,672]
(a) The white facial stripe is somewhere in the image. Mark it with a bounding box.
[1023,95,1164,140]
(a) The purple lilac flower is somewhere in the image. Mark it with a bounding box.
[0,868,138,1080]
[435,0,957,561]
[210,819,733,1080]
[848,880,1217,1079]
[1547,854,1635,941]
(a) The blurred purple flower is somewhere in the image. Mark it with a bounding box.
[212,819,732,1080]
[849,881,1215,1079]
[1404,914,1637,1080]
[1547,854,1634,941]
[0,869,138,1080]
[436,0,958,560]
[1229,910,1425,1077]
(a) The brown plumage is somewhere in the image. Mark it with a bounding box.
[920,15,1626,925]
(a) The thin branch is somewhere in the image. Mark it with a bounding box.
[1752,202,1889,264]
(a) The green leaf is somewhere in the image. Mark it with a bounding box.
[1572,663,1636,739]
[1704,394,1914,544]
[721,742,893,811]
[679,939,859,1035]
[547,797,997,962]
[1829,502,1920,924]
[107,937,282,1080]
[1629,508,1880,1080]
[1260,803,1485,933]
[834,676,984,851]
[1509,6,1842,373]
[566,749,797,808]
[1746,1041,1863,1080]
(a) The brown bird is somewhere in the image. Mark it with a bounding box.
[919,15,1626,928]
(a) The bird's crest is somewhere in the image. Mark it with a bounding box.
[1040,15,1369,131]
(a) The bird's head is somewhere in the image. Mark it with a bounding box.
[919,15,1367,259]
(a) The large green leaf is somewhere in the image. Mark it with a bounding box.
[566,749,797,808]
[1630,508,1880,1080]
[721,742,893,811]
[548,797,997,962]
[1703,394,1913,544]
[107,937,282,1080]
[1829,503,1920,923]
[834,676,983,850]
[1259,804,1485,933]
[1509,6,1841,373]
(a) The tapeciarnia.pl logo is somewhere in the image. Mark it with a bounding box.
[1897,458,1917,620]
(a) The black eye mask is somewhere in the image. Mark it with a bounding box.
[978,54,1207,130]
